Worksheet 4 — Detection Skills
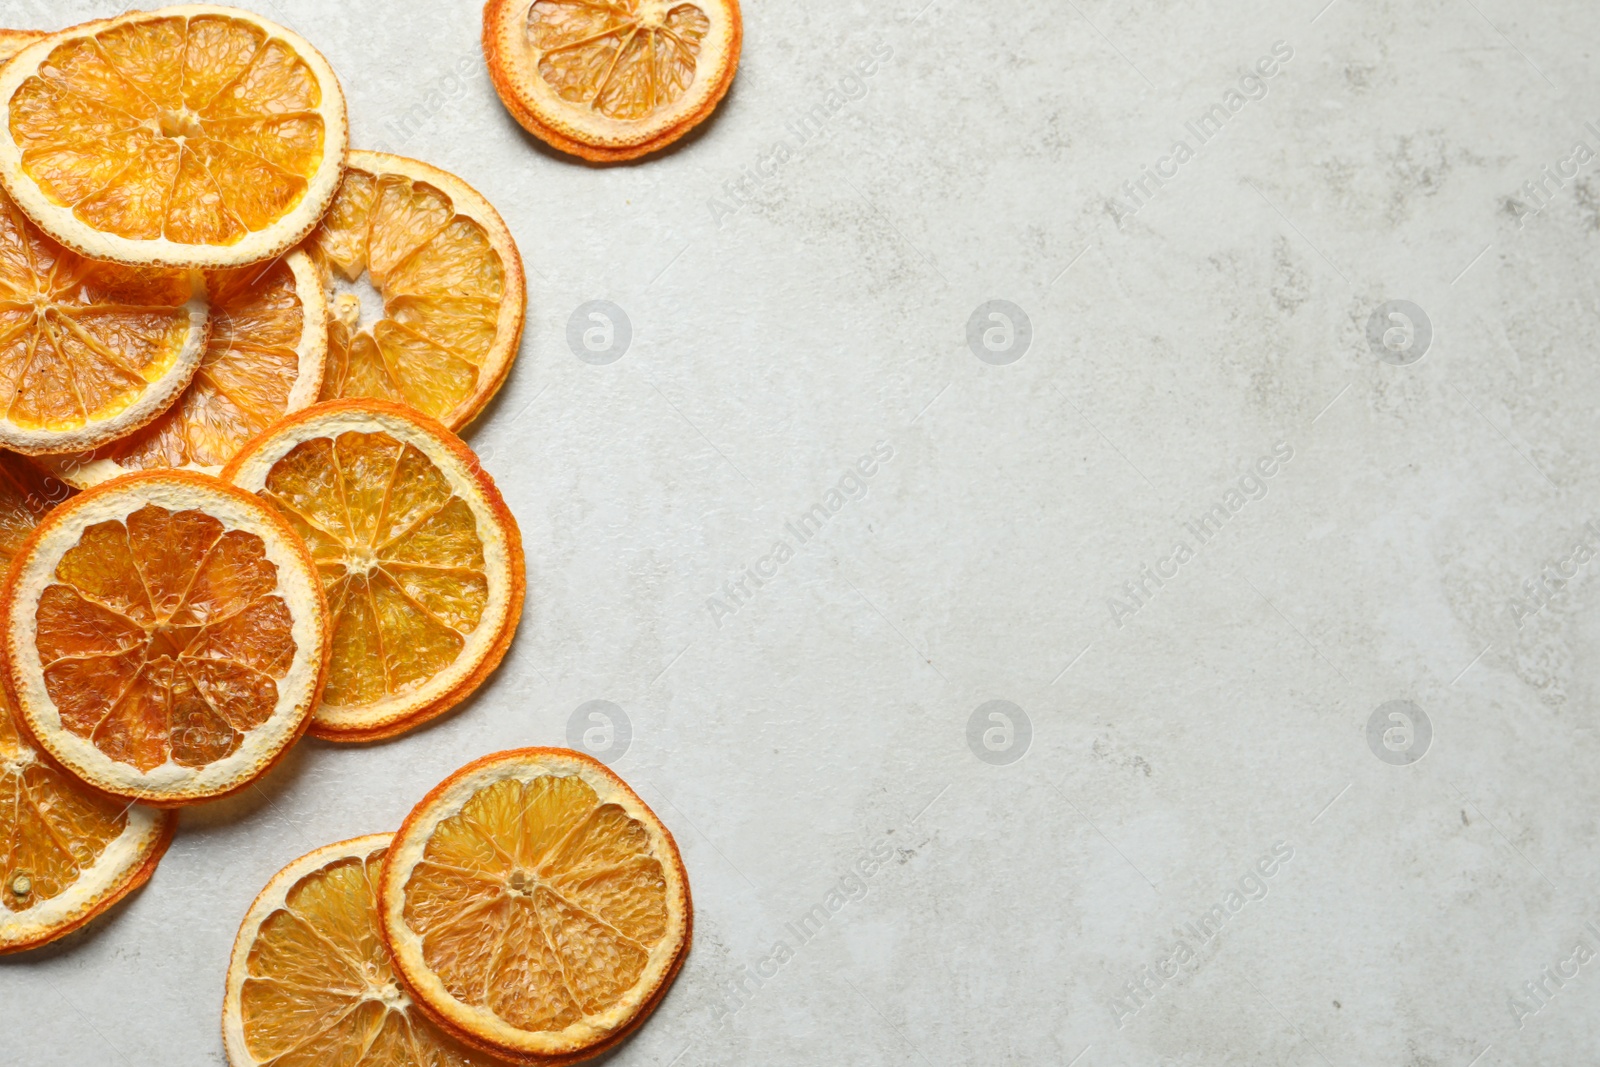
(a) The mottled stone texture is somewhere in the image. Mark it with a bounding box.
[4,0,1599,1064]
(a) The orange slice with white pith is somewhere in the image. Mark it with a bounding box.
[306,151,524,432]
[223,834,502,1067]
[379,749,692,1064]
[222,400,523,742]
[0,186,208,455]
[0,6,348,269]
[2,470,330,806]
[484,0,742,163]
[36,250,328,488]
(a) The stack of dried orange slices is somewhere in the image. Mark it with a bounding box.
[0,2,533,965]
[0,5,700,1065]
[224,749,692,1067]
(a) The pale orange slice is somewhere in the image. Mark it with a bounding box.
[0,6,348,268]
[306,151,524,431]
[484,0,742,162]
[0,186,208,455]
[0,30,44,65]
[2,470,330,805]
[36,250,328,488]
[222,400,523,742]
[223,834,502,1067]
[380,749,692,1064]
[0,688,174,954]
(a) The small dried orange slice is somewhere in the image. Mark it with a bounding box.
[223,834,502,1067]
[0,187,208,455]
[484,0,742,162]
[0,30,43,65]
[0,6,348,268]
[222,400,523,742]
[2,470,330,805]
[0,689,174,954]
[306,151,524,431]
[380,749,692,1064]
[37,250,328,488]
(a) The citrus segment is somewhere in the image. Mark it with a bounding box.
[0,7,348,268]
[380,749,691,1063]
[224,834,501,1067]
[484,0,741,162]
[223,400,523,742]
[0,187,206,454]
[3,471,329,805]
[308,152,524,431]
[0,686,174,954]
[37,251,328,488]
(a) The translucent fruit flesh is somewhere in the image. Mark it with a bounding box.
[92,258,309,471]
[310,168,505,426]
[0,697,130,916]
[528,0,711,120]
[35,504,296,772]
[0,189,195,433]
[256,430,488,711]
[0,451,62,569]
[9,14,325,245]
[402,774,670,1031]
[240,844,496,1067]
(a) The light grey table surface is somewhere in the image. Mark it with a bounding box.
[3,0,1600,1064]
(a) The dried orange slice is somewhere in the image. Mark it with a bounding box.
[37,250,328,488]
[380,749,692,1064]
[0,30,43,65]
[0,187,208,455]
[223,834,502,1067]
[2,470,330,805]
[0,6,348,268]
[484,0,742,163]
[0,688,174,954]
[306,151,524,431]
[222,400,523,742]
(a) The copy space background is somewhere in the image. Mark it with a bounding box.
[3,0,1599,1064]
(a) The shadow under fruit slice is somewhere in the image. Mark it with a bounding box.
[0,5,348,269]
[305,151,524,432]
[223,834,502,1067]
[222,399,523,742]
[2,470,330,806]
[379,749,692,1065]
[0,188,207,455]
[483,0,742,163]
[35,250,328,488]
